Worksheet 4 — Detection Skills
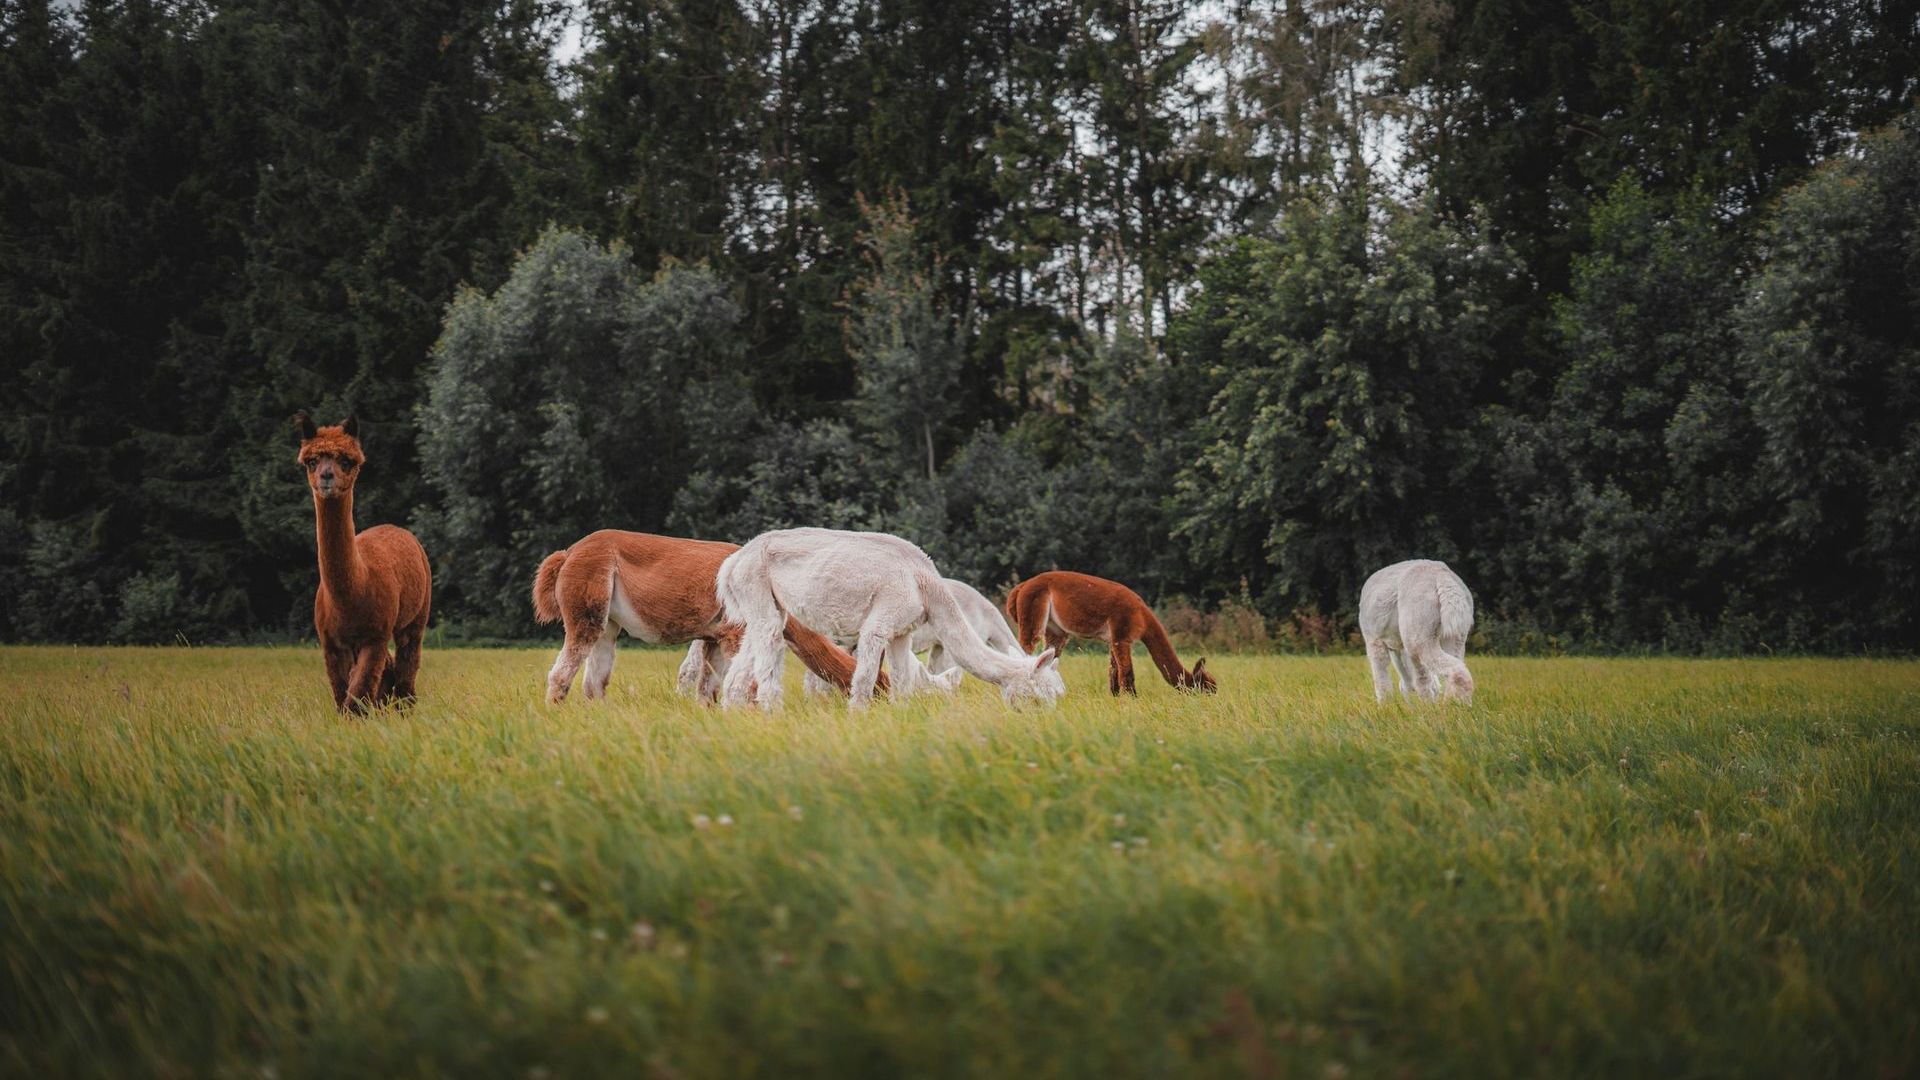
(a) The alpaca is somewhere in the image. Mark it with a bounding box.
[295,412,431,713]
[799,577,1010,696]
[716,528,1064,710]
[1359,559,1475,703]
[531,529,876,704]
[1005,570,1215,696]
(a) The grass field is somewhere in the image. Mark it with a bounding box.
[2,646,1917,1078]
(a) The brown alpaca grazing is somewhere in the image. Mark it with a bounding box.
[295,412,431,713]
[1005,570,1216,696]
[532,530,884,704]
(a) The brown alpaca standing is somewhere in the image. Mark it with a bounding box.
[295,412,432,713]
[1005,570,1216,696]
[533,530,884,704]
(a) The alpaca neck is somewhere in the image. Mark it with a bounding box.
[920,576,1029,686]
[314,492,361,596]
[1138,618,1188,687]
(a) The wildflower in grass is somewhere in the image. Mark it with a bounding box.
[591,928,608,942]
[1172,763,1184,771]
[586,1006,609,1024]
[1026,761,1038,770]
[788,805,804,821]
[692,814,712,829]
[1113,813,1127,828]
[1737,831,1753,844]
[630,921,657,950]
[1443,868,1460,885]
[717,814,734,827]
[1111,841,1125,852]
[539,879,555,893]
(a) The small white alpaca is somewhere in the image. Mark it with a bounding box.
[799,577,1017,696]
[717,527,1065,709]
[1359,559,1475,703]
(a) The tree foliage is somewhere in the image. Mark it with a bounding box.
[3,0,1919,649]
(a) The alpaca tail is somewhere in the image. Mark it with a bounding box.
[714,541,780,630]
[1435,566,1475,646]
[532,549,569,624]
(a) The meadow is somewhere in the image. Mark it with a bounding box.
[2,646,1916,1078]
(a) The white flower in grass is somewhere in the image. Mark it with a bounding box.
[1130,836,1148,848]
[1026,761,1038,770]
[538,879,555,893]
[590,928,608,942]
[717,814,734,827]
[630,921,657,949]
[1172,763,1184,771]
[1112,813,1127,828]
[586,1006,608,1024]
[787,805,805,821]
[1111,841,1125,852]
[692,814,712,830]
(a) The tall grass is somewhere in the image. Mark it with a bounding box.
[2,647,1916,1078]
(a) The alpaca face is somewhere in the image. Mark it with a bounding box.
[1000,648,1066,706]
[1446,668,1474,704]
[294,412,365,501]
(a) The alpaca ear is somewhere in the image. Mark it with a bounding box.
[1034,647,1059,669]
[293,410,317,441]
[340,415,359,439]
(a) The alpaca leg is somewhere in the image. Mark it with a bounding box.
[890,636,949,698]
[699,645,728,703]
[846,629,890,709]
[322,640,352,711]
[346,645,390,714]
[1107,645,1122,696]
[676,641,708,697]
[723,617,786,710]
[721,633,760,707]
[582,634,618,700]
[1116,643,1137,695]
[1406,647,1440,702]
[927,642,951,675]
[1389,648,1417,701]
[390,618,426,706]
[546,623,601,705]
[1365,638,1394,702]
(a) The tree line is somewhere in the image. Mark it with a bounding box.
[3,0,1917,651]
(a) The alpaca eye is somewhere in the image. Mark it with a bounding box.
[305,460,316,471]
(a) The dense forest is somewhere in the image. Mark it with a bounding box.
[3,0,1918,650]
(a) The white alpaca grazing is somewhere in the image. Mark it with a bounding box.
[1359,559,1475,703]
[717,528,1066,710]
[799,577,1018,696]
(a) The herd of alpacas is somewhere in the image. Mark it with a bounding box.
[295,413,1475,714]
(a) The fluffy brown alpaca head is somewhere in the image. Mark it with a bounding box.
[294,411,365,501]
[1182,657,1217,694]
